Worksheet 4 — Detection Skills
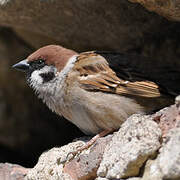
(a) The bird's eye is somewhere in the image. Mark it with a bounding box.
[28,59,46,70]
[37,59,45,65]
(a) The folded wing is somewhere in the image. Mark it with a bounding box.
[74,52,162,98]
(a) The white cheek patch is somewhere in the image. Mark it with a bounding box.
[41,65,56,74]
[30,65,57,85]
[31,70,43,85]
[27,55,79,114]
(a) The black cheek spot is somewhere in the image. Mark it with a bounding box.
[40,72,55,83]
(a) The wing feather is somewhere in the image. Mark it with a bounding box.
[74,52,161,98]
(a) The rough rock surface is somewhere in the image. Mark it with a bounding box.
[129,0,180,21]
[153,95,180,137]
[158,127,180,179]
[135,129,180,180]
[126,99,180,180]
[140,159,163,180]
[25,140,86,180]
[153,105,179,137]
[0,163,29,180]
[25,136,113,180]
[97,114,161,179]
[64,135,112,180]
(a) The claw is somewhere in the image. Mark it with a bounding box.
[65,129,113,163]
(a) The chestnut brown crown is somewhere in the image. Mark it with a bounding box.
[27,45,78,71]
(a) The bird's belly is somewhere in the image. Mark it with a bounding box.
[69,104,103,135]
[69,92,145,135]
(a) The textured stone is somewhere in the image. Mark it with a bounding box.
[64,135,112,180]
[96,177,141,180]
[158,128,180,179]
[95,178,109,180]
[138,129,180,180]
[25,140,86,180]
[140,159,163,180]
[26,136,113,180]
[0,163,29,180]
[153,105,179,137]
[129,0,180,21]
[97,114,161,179]
[152,96,180,137]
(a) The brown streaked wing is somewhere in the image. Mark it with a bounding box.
[74,52,161,98]
[116,81,161,97]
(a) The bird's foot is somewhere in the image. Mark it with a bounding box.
[66,129,113,162]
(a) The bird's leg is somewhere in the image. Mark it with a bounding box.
[78,129,113,152]
[67,129,113,161]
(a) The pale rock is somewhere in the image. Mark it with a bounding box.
[127,178,142,180]
[141,159,163,180]
[95,178,109,180]
[158,128,180,179]
[137,128,180,180]
[96,176,141,180]
[97,114,161,179]
[25,140,86,180]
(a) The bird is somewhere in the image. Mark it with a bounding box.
[12,45,180,138]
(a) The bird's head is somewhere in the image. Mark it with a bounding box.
[13,45,78,93]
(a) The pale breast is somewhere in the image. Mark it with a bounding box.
[68,85,145,135]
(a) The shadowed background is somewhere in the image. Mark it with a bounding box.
[0,0,179,167]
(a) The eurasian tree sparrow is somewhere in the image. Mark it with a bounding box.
[13,45,179,135]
